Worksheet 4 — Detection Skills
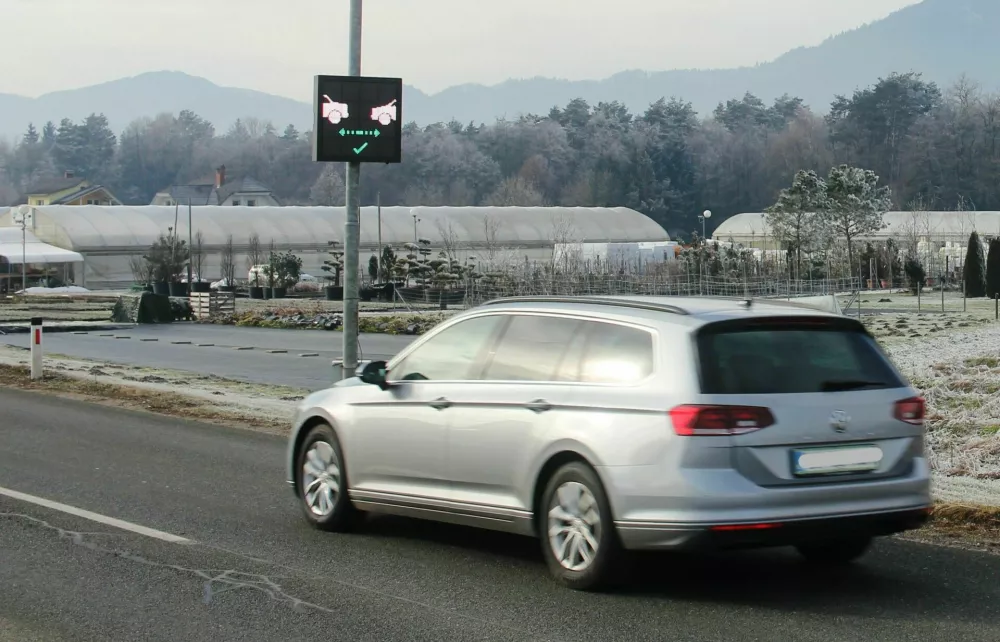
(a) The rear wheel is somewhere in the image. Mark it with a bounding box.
[795,537,872,566]
[296,423,360,532]
[539,462,622,591]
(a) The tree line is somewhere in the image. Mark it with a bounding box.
[3,71,1000,239]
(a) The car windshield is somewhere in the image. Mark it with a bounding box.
[696,320,905,395]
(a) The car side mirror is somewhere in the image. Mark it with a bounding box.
[358,360,390,389]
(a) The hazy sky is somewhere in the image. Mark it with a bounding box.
[4,0,920,99]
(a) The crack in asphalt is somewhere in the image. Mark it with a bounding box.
[1,511,560,641]
[2,512,332,615]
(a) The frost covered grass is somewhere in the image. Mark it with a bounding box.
[864,312,992,343]
[878,319,1000,506]
[842,291,1000,317]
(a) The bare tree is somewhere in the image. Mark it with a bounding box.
[483,176,545,206]
[246,233,263,284]
[220,234,236,286]
[475,214,519,274]
[310,165,345,205]
[479,214,502,266]
[550,213,583,270]
[435,219,462,262]
[192,230,205,281]
[128,254,152,284]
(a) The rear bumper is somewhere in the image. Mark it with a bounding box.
[616,505,931,551]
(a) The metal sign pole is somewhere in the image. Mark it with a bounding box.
[187,199,193,287]
[377,191,382,280]
[341,0,363,381]
[21,219,26,293]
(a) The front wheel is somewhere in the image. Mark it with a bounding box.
[296,423,359,532]
[796,537,872,566]
[539,462,622,591]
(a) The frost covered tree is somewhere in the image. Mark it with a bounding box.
[764,169,827,279]
[310,165,345,205]
[819,165,891,275]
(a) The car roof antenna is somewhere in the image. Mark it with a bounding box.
[741,298,753,308]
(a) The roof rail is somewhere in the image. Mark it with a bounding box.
[480,296,689,316]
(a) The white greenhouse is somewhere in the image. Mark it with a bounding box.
[0,205,670,289]
[713,211,1000,247]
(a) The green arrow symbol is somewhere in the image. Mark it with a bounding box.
[339,128,346,136]
[373,129,380,138]
[353,142,369,154]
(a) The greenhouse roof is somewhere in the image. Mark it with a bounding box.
[0,205,670,252]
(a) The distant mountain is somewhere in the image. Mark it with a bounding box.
[415,0,1000,122]
[1,0,997,141]
[0,72,316,141]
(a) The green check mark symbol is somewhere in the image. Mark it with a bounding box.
[353,142,368,154]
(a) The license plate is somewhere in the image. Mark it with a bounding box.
[792,445,883,476]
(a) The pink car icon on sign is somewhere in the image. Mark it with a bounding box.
[371,99,398,126]
[322,95,349,125]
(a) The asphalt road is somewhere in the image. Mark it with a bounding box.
[0,325,416,390]
[2,389,1000,641]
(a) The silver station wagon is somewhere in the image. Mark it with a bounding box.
[286,296,931,590]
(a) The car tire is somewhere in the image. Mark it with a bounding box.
[795,537,872,566]
[539,461,622,591]
[296,423,360,532]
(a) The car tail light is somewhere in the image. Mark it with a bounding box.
[669,405,775,436]
[893,397,925,426]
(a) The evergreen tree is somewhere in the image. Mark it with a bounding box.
[281,124,300,141]
[22,123,39,145]
[79,113,117,178]
[41,121,56,145]
[52,118,84,174]
[964,231,987,298]
[986,237,1000,299]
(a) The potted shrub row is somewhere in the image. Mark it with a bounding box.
[263,250,302,299]
[141,229,190,296]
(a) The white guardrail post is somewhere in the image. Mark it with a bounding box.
[30,316,43,380]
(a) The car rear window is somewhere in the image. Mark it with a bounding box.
[696,319,905,395]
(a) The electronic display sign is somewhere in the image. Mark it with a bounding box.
[313,75,403,164]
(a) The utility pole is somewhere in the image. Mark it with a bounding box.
[376,191,382,281]
[341,0,363,380]
[21,214,26,293]
[187,199,193,287]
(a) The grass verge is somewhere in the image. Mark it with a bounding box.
[905,502,1000,552]
[204,310,448,334]
[0,363,286,434]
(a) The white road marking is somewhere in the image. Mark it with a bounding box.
[0,485,193,544]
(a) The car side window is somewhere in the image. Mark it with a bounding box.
[389,315,505,381]
[578,322,654,384]
[483,315,586,382]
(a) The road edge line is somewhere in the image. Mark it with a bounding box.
[0,485,194,545]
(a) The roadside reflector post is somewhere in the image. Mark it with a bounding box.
[30,317,43,380]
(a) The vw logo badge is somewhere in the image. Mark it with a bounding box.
[830,410,851,433]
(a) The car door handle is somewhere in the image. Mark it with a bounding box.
[429,397,451,410]
[525,399,552,413]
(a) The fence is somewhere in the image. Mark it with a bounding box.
[393,273,862,310]
[189,291,236,321]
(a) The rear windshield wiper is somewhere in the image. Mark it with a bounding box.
[820,380,888,392]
